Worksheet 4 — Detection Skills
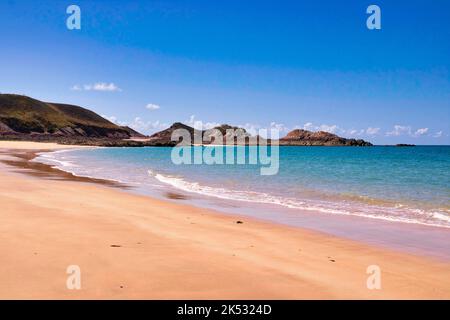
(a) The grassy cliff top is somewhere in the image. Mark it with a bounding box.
[0,94,128,136]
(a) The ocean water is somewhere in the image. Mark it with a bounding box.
[34,146,450,230]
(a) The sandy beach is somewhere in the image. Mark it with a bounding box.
[0,141,449,299]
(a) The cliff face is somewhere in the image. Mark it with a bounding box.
[280,129,372,146]
[0,94,142,139]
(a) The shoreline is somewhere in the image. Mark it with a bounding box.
[0,141,449,299]
[0,148,128,189]
[27,144,450,260]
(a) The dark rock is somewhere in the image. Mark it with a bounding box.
[396,144,416,147]
[280,129,372,146]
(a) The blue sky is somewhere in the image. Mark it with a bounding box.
[0,0,449,144]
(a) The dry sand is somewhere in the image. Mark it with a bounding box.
[0,141,449,299]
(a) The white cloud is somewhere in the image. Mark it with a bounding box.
[302,122,341,134]
[414,128,429,136]
[433,131,443,138]
[269,122,289,133]
[129,117,167,133]
[101,115,167,134]
[241,123,260,136]
[87,83,121,92]
[186,115,221,130]
[347,129,365,136]
[243,122,367,138]
[71,82,122,92]
[366,127,380,135]
[386,125,432,138]
[319,124,339,134]
[303,122,315,131]
[146,103,160,111]
[386,125,412,137]
[237,122,285,139]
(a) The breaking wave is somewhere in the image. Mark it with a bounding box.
[150,170,450,229]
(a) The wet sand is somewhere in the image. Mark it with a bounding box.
[0,148,128,188]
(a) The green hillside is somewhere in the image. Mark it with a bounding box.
[0,94,135,138]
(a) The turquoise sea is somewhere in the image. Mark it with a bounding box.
[36,146,450,229]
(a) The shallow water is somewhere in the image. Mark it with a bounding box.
[34,146,450,259]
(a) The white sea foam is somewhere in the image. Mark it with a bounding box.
[149,170,450,229]
[33,149,127,184]
[33,151,76,168]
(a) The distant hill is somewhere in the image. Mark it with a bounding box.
[148,123,267,146]
[0,94,372,147]
[0,94,144,139]
[280,129,372,146]
[149,123,372,146]
[147,122,199,146]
